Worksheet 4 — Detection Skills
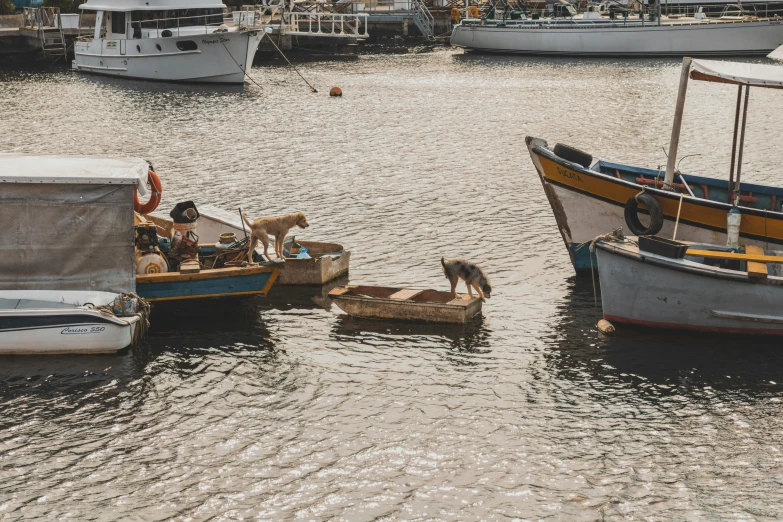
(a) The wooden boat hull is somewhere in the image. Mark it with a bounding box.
[527,136,783,274]
[596,240,783,335]
[329,286,482,324]
[184,205,350,285]
[136,265,279,302]
[278,241,350,285]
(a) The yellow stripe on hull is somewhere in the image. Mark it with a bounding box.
[538,155,783,242]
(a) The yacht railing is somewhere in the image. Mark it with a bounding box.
[285,12,369,36]
[124,11,259,39]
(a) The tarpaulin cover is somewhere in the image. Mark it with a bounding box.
[690,59,783,89]
[0,184,136,293]
[0,154,149,196]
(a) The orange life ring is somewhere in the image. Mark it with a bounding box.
[134,169,162,215]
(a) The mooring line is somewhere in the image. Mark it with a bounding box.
[261,32,318,93]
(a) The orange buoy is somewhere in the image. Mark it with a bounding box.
[329,87,342,97]
[134,169,162,215]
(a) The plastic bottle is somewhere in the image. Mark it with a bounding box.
[726,206,741,249]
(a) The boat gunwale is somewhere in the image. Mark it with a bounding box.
[136,264,279,284]
[531,142,783,222]
[593,238,783,284]
[330,293,480,310]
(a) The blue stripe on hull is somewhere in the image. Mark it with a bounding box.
[569,243,598,275]
[137,272,274,301]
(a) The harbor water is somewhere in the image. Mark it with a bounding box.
[2,52,783,519]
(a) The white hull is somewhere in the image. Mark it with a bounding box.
[0,290,141,355]
[451,19,783,56]
[73,30,263,83]
[550,182,729,246]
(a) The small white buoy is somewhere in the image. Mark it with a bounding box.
[597,319,615,335]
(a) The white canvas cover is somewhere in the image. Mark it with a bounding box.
[0,155,147,293]
[690,59,783,89]
[0,154,150,195]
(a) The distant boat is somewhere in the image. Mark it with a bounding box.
[0,290,142,354]
[451,3,783,56]
[72,0,264,83]
[329,286,483,324]
[527,58,783,273]
[596,236,783,335]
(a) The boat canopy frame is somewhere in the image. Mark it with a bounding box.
[665,58,783,200]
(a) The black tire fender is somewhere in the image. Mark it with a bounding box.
[553,143,593,169]
[624,192,664,236]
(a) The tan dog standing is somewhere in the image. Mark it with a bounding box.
[241,211,310,262]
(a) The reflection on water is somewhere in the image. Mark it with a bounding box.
[2,51,783,519]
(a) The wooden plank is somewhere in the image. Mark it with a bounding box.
[687,249,783,264]
[745,245,768,279]
[389,289,424,300]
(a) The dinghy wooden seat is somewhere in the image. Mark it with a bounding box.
[328,285,482,324]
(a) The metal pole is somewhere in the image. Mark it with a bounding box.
[734,86,751,201]
[727,84,742,194]
[664,56,692,190]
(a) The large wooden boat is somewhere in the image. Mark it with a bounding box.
[527,58,783,274]
[136,264,279,302]
[596,235,783,335]
[328,286,483,324]
[139,212,279,302]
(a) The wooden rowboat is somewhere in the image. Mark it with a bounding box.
[328,286,482,324]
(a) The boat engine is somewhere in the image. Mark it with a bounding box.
[134,223,169,275]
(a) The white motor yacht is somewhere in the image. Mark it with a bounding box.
[72,0,263,83]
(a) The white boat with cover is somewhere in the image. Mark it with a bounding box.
[451,3,783,56]
[72,0,263,83]
[0,154,151,354]
[0,291,142,355]
[596,235,783,335]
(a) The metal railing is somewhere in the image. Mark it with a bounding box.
[22,7,66,59]
[411,0,435,38]
[286,12,369,37]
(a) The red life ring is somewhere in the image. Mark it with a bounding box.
[134,169,162,215]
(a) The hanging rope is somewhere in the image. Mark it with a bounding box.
[221,39,266,90]
[261,32,318,93]
[575,228,629,326]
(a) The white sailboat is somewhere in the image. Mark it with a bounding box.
[451,2,783,56]
[72,0,263,83]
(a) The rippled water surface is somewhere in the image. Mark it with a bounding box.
[2,51,783,520]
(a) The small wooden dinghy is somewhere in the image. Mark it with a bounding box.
[328,286,482,324]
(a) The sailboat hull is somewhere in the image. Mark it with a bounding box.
[451,19,783,56]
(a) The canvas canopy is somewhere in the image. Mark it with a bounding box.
[690,59,783,89]
[0,154,149,293]
[0,154,150,195]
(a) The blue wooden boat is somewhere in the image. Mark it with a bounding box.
[136,264,279,302]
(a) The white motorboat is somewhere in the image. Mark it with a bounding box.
[0,291,143,354]
[72,0,264,83]
[451,4,783,56]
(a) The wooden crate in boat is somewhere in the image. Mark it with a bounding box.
[328,285,482,324]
